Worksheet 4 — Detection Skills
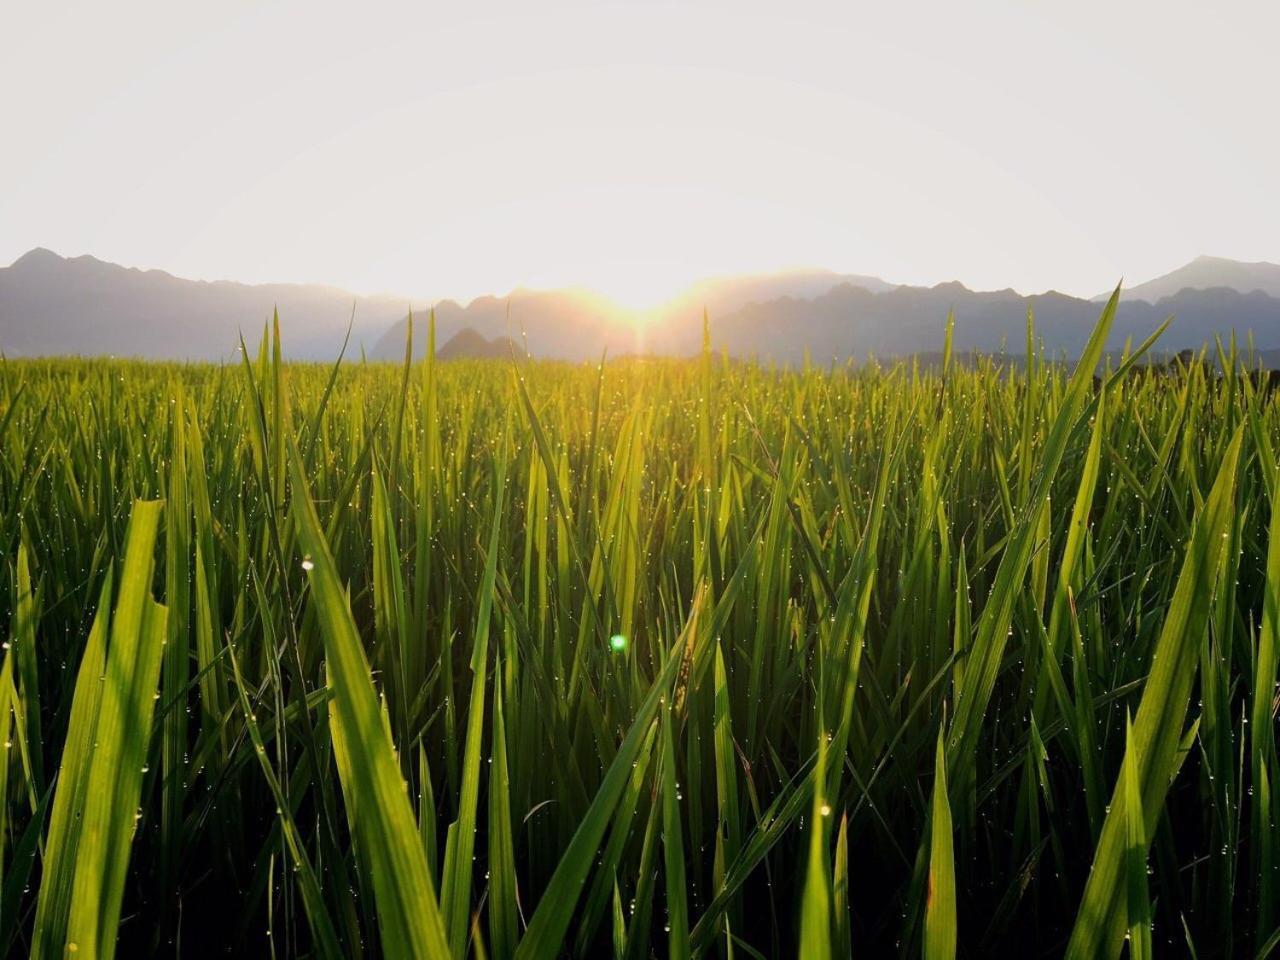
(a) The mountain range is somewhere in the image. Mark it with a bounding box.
[0,248,407,360]
[1105,255,1280,303]
[4,247,1280,365]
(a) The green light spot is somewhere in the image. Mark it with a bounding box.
[610,634,627,652]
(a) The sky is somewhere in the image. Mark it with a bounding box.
[2,0,1278,309]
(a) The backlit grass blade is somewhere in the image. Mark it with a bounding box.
[514,587,707,960]
[1122,713,1153,960]
[1254,413,1280,942]
[442,446,506,954]
[4,293,1280,956]
[1066,428,1243,958]
[661,702,690,960]
[924,732,957,960]
[833,813,851,959]
[30,572,112,960]
[287,438,452,959]
[487,679,519,960]
[711,640,741,933]
[63,500,168,960]
[0,655,13,886]
[798,732,832,960]
[572,722,658,955]
[160,394,190,922]
[12,541,43,796]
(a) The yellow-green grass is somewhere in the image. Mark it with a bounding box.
[0,307,1277,957]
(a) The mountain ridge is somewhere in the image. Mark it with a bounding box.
[1099,254,1280,303]
[0,247,414,360]
[5,248,1280,364]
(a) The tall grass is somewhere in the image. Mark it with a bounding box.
[0,307,1277,957]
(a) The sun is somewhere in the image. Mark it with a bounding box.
[598,282,676,315]
[590,264,694,316]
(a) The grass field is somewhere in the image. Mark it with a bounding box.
[1,297,1278,958]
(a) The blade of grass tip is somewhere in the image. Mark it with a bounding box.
[419,745,438,886]
[833,813,851,959]
[829,814,849,960]
[302,306,354,460]
[65,500,168,960]
[942,309,955,381]
[924,732,957,960]
[390,308,413,488]
[1066,427,1244,959]
[270,310,286,510]
[514,587,708,960]
[30,572,112,960]
[612,880,627,960]
[286,438,452,960]
[411,307,439,695]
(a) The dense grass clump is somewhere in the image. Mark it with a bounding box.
[0,302,1278,957]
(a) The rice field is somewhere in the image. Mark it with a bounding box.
[0,297,1278,957]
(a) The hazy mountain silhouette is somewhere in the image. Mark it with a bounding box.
[372,287,643,361]
[436,328,521,360]
[379,282,1280,364]
[1104,255,1280,302]
[665,269,896,317]
[370,269,896,361]
[6,247,1280,365]
[705,282,1280,364]
[0,248,409,360]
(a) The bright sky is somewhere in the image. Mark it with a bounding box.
[2,0,1277,308]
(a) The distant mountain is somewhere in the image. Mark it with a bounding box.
[7,248,1280,365]
[0,248,409,360]
[372,287,642,361]
[370,269,895,362]
[665,269,896,317]
[436,328,521,360]
[1106,255,1280,303]
[376,280,1280,365]
[707,283,1280,364]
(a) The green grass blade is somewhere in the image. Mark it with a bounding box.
[30,572,112,960]
[287,439,452,960]
[1066,428,1243,958]
[924,732,957,960]
[514,588,707,960]
[64,500,168,960]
